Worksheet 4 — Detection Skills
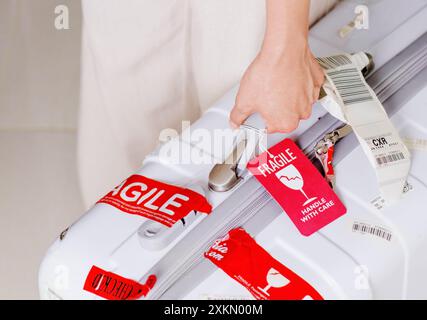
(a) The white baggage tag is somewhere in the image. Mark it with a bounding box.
[317,53,411,204]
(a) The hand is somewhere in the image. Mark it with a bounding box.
[230,44,324,133]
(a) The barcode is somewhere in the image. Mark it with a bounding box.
[375,152,405,165]
[317,54,352,69]
[327,67,373,105]
[352,222,392,241]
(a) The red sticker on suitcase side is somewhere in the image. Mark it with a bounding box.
[97,175,212,227]
[247,139,346,236]
[205,228,323,300]
[83,265,156,300]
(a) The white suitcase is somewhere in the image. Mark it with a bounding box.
[39,0,427,300]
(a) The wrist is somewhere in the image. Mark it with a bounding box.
[259,35,308,63]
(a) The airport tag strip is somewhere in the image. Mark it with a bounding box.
[317,53,411,204]
[97,175,212,227]
[83,266,156,300]
[247,139,346,236]
[205,228,323,300]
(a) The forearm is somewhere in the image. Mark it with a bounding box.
[230,0,323,132]
[261,0,310,58]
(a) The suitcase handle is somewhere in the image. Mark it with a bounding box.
[208,52,373,192]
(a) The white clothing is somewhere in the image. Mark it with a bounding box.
[78,0,338,207]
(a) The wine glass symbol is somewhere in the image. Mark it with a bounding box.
[275,164,317,206]
[258,268,290,296]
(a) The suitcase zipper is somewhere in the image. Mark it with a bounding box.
[144,184,270,299]
[144,125,352,299]
[313,125,353,188]
[143,39,427,299]
[313,125,352,157]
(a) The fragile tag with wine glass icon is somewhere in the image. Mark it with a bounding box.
[247,139,346,236]
[204,228,323,300]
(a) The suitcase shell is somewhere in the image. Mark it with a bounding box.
[39,0,427,300]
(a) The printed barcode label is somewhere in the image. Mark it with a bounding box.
[375,152,405,165]
[352,222,392,241]
[317,54,352,69]
[327,68,373,105]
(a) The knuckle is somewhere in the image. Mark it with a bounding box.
[230,109,239,120]
[312,93,319,104]
[229,114,239,123]
[276,120,299,133]
[264,120,277,134]
[237,103,253,114]
[232,102,243,112]
[316,75,325,86]
[230,110,244,125]
[266,120,283,134]
[300,110,312,120]
[266,126,276,134]
[285,121,299,132]
[232,103,250,117]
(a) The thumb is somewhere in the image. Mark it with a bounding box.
[229,104,252,129]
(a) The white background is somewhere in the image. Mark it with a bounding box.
[0,0,84,299]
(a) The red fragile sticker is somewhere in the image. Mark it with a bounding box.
[97,175,212,227]
[247,139,346,236]
[205,228,323,300]
[83,265,156,300]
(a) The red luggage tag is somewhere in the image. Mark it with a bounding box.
[247,139,346,236]
[83,265,156,300]
[205,228,323,300]
[98,175,212,227]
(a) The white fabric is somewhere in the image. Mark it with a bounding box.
[78,0,338,207]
